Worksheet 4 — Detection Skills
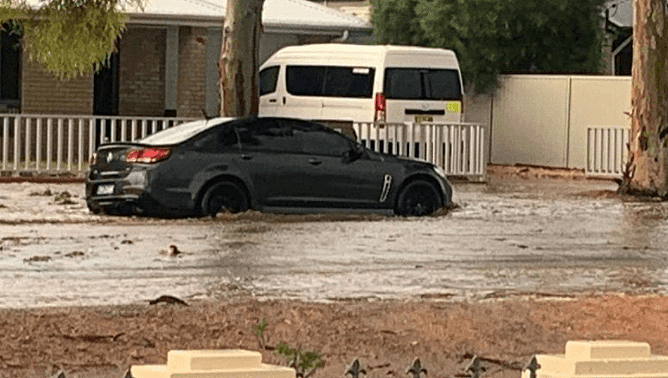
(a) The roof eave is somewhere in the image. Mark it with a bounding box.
[127,13,373,35]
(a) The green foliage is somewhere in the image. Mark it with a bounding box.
[250,320,324,378]
[371,0,608,93]
[275,343,324,378]
[251,319,269,349]
[0,0,145,78]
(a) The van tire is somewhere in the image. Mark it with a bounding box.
[395,180,442,216]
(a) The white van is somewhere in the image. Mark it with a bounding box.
[259,44,465,139]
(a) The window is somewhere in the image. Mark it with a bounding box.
[286,66,325,96]
[286,65,374,98]
[384,68,462,101]
[279,119,351,157]
[259,66,279,95]
[0,24,20,112]
[323,67,374,98]
[236,119,301,153]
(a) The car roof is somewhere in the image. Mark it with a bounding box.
[139,116,329,145]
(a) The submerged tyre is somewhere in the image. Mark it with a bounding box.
[200,181,249,216]
[395,180,443,216]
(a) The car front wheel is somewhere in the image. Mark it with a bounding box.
[200,181,249,216]
[395,180,443,216]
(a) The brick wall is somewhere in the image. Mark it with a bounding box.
[21,58,93,115]
[118,27,166,117]
[177,26,208,118]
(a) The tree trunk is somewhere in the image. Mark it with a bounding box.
[219,0,264,117]
[621,0,668,197]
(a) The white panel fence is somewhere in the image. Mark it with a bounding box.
[586,126,629,178]
[0,114,488,181]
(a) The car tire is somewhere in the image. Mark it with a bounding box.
[395,180,443,216]
[200,181,249,216]
[86,201,102,214]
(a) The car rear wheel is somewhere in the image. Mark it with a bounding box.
[395,180,442,216]
[200,181,249,216]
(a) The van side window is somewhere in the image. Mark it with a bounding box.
[384,68,462,101]
[287,66,374,98]
[286,66,326,96]
[259,66,280,95]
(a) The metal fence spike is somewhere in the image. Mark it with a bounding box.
[345,358,366,378]
[524,356,541,378]
[406,358,427,378]
[464,355,485,378]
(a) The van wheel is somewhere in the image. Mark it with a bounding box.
[395,180,442,216]
[200,181,249,216]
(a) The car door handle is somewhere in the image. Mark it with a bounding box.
[308,158,322,166]
[240,154,253,160]
[268,99,277,103]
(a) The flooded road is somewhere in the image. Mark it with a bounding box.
[2,177,668,308]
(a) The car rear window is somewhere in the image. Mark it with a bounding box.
[384,68,462,101]
[139,118,234,145]
[286,65,374,98]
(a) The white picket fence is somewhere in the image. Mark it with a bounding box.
[0,114,195,175]
[586,126,629,178]
[0,114,488,181]
[354,122,487,179]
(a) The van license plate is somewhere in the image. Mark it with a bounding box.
[96,184,114,195]
[414,115,433,123]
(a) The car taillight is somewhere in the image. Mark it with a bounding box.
[125,148,171,164]
[374,93,386,122]
[89,152,98,166]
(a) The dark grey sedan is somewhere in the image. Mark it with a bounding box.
[85,117,453,217]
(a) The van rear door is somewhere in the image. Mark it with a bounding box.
[383,68,463,123]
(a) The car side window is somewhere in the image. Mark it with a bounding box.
[190,125,238,152]
[281,120,352,157]
[236,119,302,153]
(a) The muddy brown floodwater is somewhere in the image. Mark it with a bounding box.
[1,168,666,308]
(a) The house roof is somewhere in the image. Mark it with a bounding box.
[125,0,372,32]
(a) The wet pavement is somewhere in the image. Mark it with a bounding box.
[1,176,667,308]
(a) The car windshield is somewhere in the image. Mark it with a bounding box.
[139,118,235,145]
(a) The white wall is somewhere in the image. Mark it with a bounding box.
[465,74,631,169]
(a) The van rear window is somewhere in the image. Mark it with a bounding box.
[286,65,375,98]
[384,68,462,101]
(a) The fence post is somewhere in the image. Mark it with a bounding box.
[2,117,8,171]
[46,118,53,171]
[13,116,19,171]
[78,118,84,172]
[36,118,42,172]
[57,118,63,171]
[67,118,74,171]
[24,117,31,170]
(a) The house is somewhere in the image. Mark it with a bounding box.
[308,0,371,22]
[0,0,372,118]
[605,0,632,75]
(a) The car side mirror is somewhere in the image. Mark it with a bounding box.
[343,144,364,164]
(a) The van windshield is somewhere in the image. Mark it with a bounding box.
[384,68,462,101]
